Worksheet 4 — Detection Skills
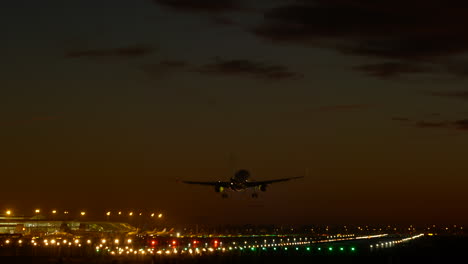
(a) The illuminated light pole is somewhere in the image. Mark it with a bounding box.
[6,210,12,216]
[158,213,163,219]
[33,209,41,230]
[80,211,86,216]
[51,210,57,220]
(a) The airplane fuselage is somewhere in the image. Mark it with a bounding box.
[229,169,251,191]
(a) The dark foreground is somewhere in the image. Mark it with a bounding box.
[1,236,467,264]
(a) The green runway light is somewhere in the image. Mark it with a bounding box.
[318,247,321,251]
[307,247,310,251]
[296,247,299,251]
[251,248,255,251]
[262,247,266,251]
[328,247,333,251]
[273,248,277,251]
[351,247,356,251]
[285,247,288,250]
[340,247,344,251]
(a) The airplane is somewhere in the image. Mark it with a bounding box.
[182,169,303,198]
[140,228,175,237]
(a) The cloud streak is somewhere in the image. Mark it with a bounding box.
[416,120,468,131]
[66,45,154,59]
[392,117,468,131]
[252,0,468,79]
[428,91,468,100]
[354,62,432,79]
[391,117,411,122]
[193,58,303,80]
[153,0,242,13]
[316,104,372,112]
[143,58,302,81]
[142,60,189,78]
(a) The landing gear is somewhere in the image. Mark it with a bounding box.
[221,193,228,199]
[252,193,258,198]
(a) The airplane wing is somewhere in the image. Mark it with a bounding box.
[244,176,304,187]
[182,180,231,187]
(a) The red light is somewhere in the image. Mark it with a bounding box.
[213,240,219,247]
[151,240,156,246]
[172,240,177,245]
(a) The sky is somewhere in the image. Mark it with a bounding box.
[2,0,468,225]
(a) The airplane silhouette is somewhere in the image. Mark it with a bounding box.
[183,169,303,198]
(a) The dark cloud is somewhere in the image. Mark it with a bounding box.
[142,58,300,81]
[153,0,242,13]
[391,117,410,122]
[453,119,468,130]
[316,104,371,111]
[253,0,468,78]
[409,119,468,131]
[429,91,468,100]
[442,59,468,77]
[66,45,154,59]
[212,16,237,26]
[415,121,449,128]
[193,58,303,80]
[142,60,188,78]
[159,60,188,68]
[354,62,432,79]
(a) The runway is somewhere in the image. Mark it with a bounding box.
[0,233,424,259]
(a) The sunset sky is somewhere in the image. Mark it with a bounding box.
[2,0,468,225]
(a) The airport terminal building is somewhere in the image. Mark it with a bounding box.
[0,216,136,235]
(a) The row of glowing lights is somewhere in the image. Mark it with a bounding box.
[2,238,321,249]
[110,243,358,256]
[2,239,357,255]
[3,238,134,247]
[2,234,378,249]
[115,245,357,256]
[2,239,307,248]
[1,237,364,257]
[370,234,425,248]
[356,234,388,240]
[326,234,355,238]
[4,210,162,218]
[2,235,371,255]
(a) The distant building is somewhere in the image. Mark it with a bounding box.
[0,216,135,235]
